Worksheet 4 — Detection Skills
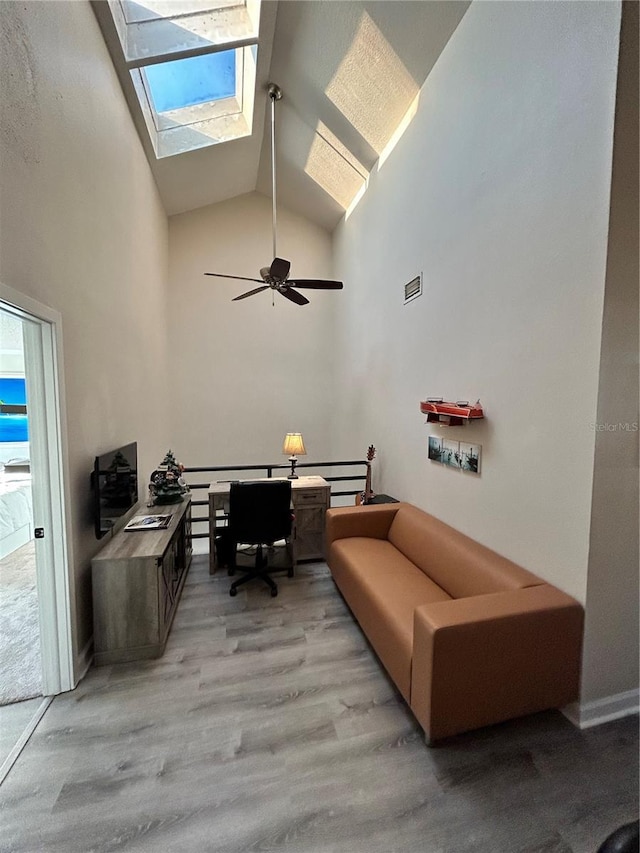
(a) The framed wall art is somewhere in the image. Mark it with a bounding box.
[428,436,482,475]
[460,441,481,474]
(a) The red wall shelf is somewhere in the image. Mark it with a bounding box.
[420,399,484,427]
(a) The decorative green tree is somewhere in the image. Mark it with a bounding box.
[149,450,189,505]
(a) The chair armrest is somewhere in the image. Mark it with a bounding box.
[411,584,584,742]
[325,504,402,550]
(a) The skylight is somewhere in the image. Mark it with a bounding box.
[96,0,260,158]
[144,50,236,113]
[119,1,239,26]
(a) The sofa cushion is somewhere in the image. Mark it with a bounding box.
[328,537,451,701]
[387,504,543,599]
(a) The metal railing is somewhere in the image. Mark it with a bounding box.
[182,459,367,541]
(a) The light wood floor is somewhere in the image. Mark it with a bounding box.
[0,696,43,765]
[1,556,637,853]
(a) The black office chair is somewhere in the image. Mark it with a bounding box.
[227,480,295,598]
[596,821,639,853]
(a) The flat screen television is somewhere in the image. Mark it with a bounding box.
[92,442,138,539]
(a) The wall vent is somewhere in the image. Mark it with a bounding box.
[404,274,422,304]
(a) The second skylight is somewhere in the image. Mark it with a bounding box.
[144,50,237,113]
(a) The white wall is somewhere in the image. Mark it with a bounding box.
[168,192,335,471]
[333,1,621,607]
[581,0,639,706]
[0,1,171,670]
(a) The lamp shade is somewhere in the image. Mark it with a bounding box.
[282,433,306,457]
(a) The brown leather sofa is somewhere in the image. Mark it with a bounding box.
[326,502,584,742]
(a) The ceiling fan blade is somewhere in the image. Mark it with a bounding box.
[270,257,291,281]
[205,272,264,283]
[279,287,309,306]
[232,286,270,301]
[288,279,344,290]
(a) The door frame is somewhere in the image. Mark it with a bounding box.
[0,282,74,695]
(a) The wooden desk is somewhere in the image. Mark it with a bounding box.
[208,476,330,574]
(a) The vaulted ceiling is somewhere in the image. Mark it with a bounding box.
[94,1,470,231]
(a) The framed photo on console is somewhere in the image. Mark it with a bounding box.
[124,514,172,531]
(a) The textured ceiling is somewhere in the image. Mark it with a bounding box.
[97,1,470,231]
[259,1,470,231]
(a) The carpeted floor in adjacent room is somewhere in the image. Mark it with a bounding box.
[0,539,42,706]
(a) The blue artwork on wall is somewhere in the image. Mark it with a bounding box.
[0,377,28,442]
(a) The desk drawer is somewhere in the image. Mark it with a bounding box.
[293,488,328,506]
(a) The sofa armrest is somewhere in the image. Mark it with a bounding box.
[411,584,584,742]
[325,504,402,551]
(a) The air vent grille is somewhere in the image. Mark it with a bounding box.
[404,274,422,304]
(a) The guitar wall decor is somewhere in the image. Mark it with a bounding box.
[360,445,376,505]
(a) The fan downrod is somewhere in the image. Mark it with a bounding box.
[203,80,344,304]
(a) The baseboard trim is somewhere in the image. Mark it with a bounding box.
[562,688,639,729]
[75,636,93,685]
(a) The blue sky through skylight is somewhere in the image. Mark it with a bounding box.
[145,50,236,113]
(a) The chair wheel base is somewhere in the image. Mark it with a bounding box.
[229,587,238,597]
[270,588,278,597]
[597,821,640,853]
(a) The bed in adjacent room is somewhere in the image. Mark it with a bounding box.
[0,471,33,560]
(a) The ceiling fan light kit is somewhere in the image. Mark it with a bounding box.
[205,84,344,306]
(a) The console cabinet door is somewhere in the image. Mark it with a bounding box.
[293,486,330,560]
[159,549,174,635]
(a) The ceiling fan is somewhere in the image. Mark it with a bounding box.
[204,83,344,306]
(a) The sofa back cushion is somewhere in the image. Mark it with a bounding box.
[387,504,543,598]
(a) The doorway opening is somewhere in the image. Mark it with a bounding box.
[0,286,73,782]
[0,311,41,705]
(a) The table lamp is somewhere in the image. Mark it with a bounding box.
[282,432,306,479]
